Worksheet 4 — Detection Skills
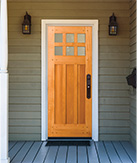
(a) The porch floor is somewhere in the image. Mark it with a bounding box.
[9,141,136,163]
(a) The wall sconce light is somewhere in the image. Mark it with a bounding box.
[22,12,31,34]
[109,13,118,36]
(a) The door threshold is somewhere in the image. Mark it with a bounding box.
[47,137,92,142]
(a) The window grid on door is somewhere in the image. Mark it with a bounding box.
[54,32,86,56]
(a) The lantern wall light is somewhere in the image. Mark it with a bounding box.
[109,13,118,36]
[22,12,31,34]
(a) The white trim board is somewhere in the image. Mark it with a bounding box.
[41,19,99,141]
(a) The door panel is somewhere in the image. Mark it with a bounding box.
[48,26,92,137]
[78,64,85,124]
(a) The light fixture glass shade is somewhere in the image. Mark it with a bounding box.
[22,12,31,34]
[109,13,118,36]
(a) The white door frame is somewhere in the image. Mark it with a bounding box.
[41,19,99,141]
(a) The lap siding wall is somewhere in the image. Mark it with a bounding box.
[8,0,130,141]
[129,0,136,149]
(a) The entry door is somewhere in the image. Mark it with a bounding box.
[48,26,92,137]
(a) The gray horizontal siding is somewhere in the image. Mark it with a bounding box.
[129,0,136,149]
[8,0,130,2]
[8,1,130,141]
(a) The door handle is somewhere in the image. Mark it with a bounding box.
[87,74,91,99]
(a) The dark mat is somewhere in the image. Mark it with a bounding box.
[46,141,90,146]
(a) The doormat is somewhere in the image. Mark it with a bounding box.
[46,141,90,146]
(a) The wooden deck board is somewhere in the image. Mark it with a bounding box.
[87,141,99,163]
[67,146,77,163]
[9,141,17,151]
[9,142,25,161]
[104,141,122,163]
[22,142,42,163]
[121,141,136,163]
[112,141,132,163]
[33,142,49,163]
[56,146,68,163]
[8,141,136,163]
[11,142,33,163]
[95,141,110,163]
[44,146,59,163]
[78,146,88,163]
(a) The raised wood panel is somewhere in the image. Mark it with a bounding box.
[66,65,75,124]
[55,64,65,124]
[78,65,85,124]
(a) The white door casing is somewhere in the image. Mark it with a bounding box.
[41,20,99,141]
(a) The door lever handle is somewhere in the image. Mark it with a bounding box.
[87,74,91,99]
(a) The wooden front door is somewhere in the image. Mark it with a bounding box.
[48,26,92,137]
